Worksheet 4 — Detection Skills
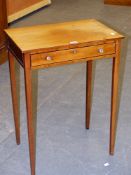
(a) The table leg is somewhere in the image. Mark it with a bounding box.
[8,51,20,145]
[86,61,93,129]
[24,54,36,175]
[110,40,121,155]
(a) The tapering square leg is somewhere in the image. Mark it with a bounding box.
[24,54,36,175]
[110,40,121,155]
[86,60,93,129]
[8,51,20,145]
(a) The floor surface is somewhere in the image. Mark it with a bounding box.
[0,0,131,175]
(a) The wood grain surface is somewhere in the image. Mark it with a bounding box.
[5,19,124,53]
[31,43,115,67]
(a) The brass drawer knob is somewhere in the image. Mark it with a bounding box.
[98,48,104,53]
[46,56,53,61]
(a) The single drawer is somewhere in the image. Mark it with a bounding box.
[31,43,115,67]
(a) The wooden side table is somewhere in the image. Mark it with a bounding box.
[5,19,124,175]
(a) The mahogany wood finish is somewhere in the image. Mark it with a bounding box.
[104,0,131,6]
[31,43,115,67]
[4,20,123,52]
[24,54,36,175]
[0,0,8,64]
[8,51,20,145]
[5,19,124,175]
[86,61,93,129]
[110,40,121,155]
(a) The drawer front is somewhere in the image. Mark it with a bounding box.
[31,43,115,67]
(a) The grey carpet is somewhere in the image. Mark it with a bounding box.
[0,0,131,175]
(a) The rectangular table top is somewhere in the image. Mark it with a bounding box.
[5,19,124,53]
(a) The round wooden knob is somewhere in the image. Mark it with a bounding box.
[98,48,104,53]
[46,56,53,61]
